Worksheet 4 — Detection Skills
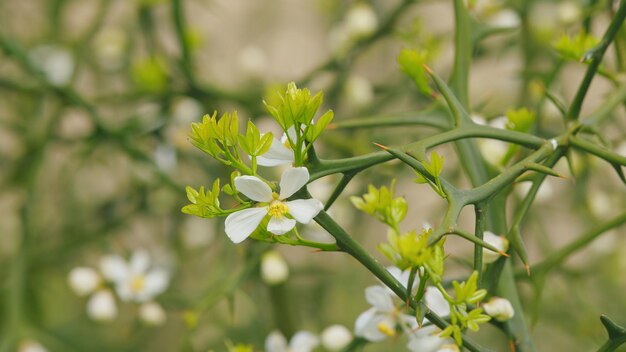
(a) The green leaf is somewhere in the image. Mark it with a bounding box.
[398,48,433,96]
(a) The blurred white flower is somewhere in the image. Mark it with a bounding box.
[344,4,378,39]
[478,116,509,167]
[265,330,319,352]
[487,9,520,28]
[354,286,416,341]
[345,76,374,107]
[28,45,74,86]
[483,297,514,321]
[154,143,177,172]
[100,250,170,303]
[86,289,118,322]
[68,267,102,297]
[558,1,582,24]
[437,344,461,352]
[321,324,352,351]
[424,286,450,317]
[514,179,554,204]
[237,45,268,79]
[406,325,447,352]
[261,251,289,285]
[224,167,323,243]
[482,231,509,263]
[256,127,297,167]
[139,301,167,326]
[18,340,48,352]
[172,96,203,125]
[94,27,128,71]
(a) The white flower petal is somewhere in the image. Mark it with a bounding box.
[141,269,170,300]
[267,216,296,235]
[406,329,445,352]
[365,286,395,312]
[279,167,310,199]
[265,330,288,352]
[99,255,128,283]
[321,325,352,351]
[354,308,390,342]
[257,137,294,167]
[290,331,320,352]
[224,207,268,243]
[87,290,117,322]
[130,250,151,274]
[425,286,450,317]
[139,302,167,326]
[234,176,273,202]
[68,267,101,296]
[284,199,323,224]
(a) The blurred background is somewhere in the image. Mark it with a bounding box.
[1,0,626,351]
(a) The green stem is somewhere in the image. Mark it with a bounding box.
[474,203,486,286]
[567,0,626,122]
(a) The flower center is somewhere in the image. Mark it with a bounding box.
[130,275,146,293]
[267,200,289,218]
[377,322,396,337]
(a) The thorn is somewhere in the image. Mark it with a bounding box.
[326,123,337,130]
[525,264,531,276]
[373,142,389,150]
[499,251,510,257]
[312,249,323,253]
[422,64,433,75]
[508,339,517,352]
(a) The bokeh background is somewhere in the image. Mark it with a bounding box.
[1,0,626,351]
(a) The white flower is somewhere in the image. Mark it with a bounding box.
[345,76,374,107]
[100,250,170,303]
[86,289,118,321]
[256,127,298,167]
[344,4,378,39]
[406,325,447,352]
[265,330,319,352]
[483,297,514,321]
[68,267,101,297]
[28,45,74,86]
[18,340,48,352]
[424,286,450,317]
[437,344,461,352]
[354,286,417,341]
[139,301,167,326]
[224,167,323,243]
[321,324,352,351]
[261,251,289,285]
[482,231,509,264]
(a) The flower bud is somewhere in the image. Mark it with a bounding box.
[482,231,509,263]
[261,251,289,285]
[68,267,101,296]
[321,324,352,351]
[87,290,118,322]
[483,297,515,321]
[18,340,48,352]
[139,302,167,326]
[344,4,378,39]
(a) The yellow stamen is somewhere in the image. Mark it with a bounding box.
[267,200,289,218]
[377,322,397,337]
[130,276,145,293]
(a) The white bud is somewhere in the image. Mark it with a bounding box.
[483,297,515,321]
[487,9,520,28]
[261,251,289,285]
[558,2,581,24]
[28,45,74,86]
[321,324,352,351]
[18,340,48,352]
[345,76,374,107]
[344,4,378,39]
[237,46,267,78]
[68,267,101,296]
[438,344,460,352]
[482,231,508,263]
[87,290,118,322]
[139,302,167,326]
